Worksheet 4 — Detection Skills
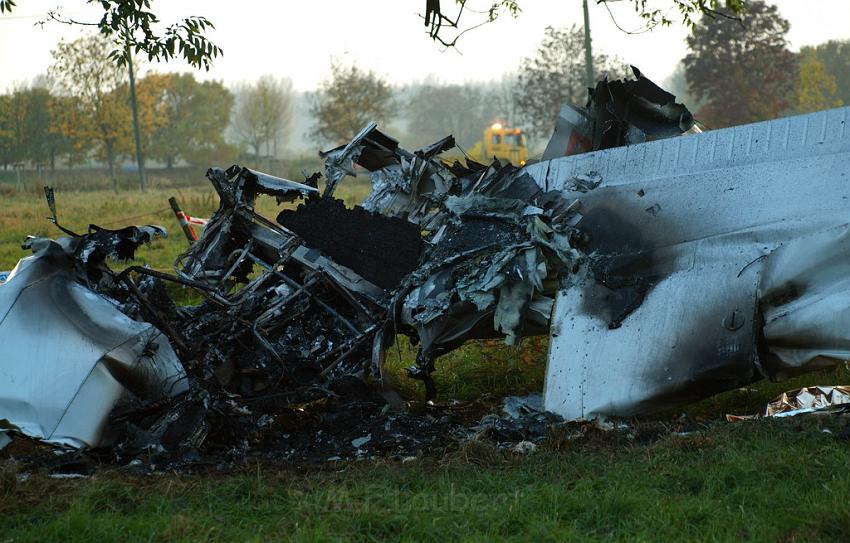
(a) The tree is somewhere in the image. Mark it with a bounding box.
[0,84,65,169]
[490,73,520,128]
[310,62,397,146]
[4,2,224,190]
[422,0,747,47]
[795,51,843,114]
[19,86,61,168]
[1,0,220,70]
[0,85,31,169]
[514,25,628,139]
[800,41,850,107]
[145,73,234,168]
[684,0,796,128]
[47,94,92,169]
[406,82,496,150]
[118,72,171,162]
[0,94,14,170]
[49,34,133,189]
[232,76,294,157]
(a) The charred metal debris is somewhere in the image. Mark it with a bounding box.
[4,68,745,466]
[543,65,699,159]
[0,124,582,464]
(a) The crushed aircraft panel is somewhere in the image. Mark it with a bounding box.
[530,105,850,420]
[0,228,186,449]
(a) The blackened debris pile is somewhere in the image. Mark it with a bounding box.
[278,197,423,290]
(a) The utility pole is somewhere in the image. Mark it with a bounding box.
[126,43,146,192]
[582,0,594,89]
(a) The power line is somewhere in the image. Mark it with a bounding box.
[0,9,90,22]
[0,12,47,20]
[601,1,674,35]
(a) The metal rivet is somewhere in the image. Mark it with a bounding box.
[723,310,744,331]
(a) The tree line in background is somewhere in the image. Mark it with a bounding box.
[0,34,292,178]
[0,34,238,176]
[2,1,848,179]
[683,0,845,129]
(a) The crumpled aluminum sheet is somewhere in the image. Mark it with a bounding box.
[0,237,187,449]
[727,386,850,421]
[759,225,850,378]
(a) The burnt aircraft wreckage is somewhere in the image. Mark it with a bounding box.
[2,68,850,463]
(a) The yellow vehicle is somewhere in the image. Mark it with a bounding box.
[468,123,529,166]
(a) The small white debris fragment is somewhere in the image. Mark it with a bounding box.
[256,414,275,428]
[351,434,371,448]
[512,441,537,454]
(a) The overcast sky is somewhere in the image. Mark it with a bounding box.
[0,0,848,93]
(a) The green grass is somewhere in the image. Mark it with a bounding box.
[383,336,548,401]
[1,186,207,270]
[3,417,850,542]
[0,174,369,272]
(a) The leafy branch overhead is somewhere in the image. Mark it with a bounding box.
[1,0,221,70]
[423,0,746,46]
[631,0,746,28]
[423,0,520,47]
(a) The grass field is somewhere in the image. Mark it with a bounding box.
[3,417,850,542]
[3,177,850,541]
